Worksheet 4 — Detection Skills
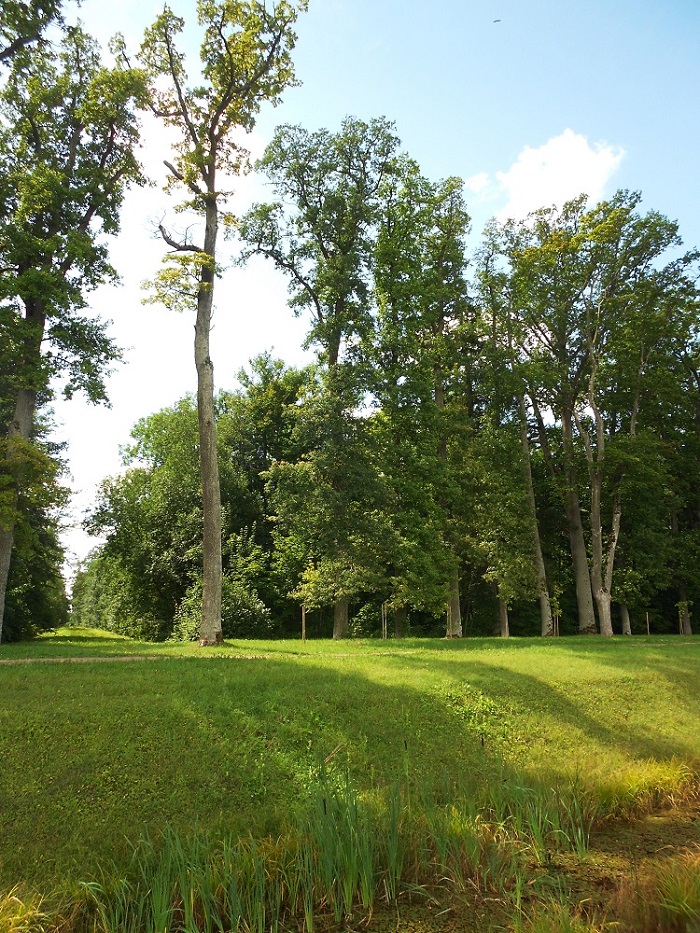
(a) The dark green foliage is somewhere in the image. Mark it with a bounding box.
[2,477,68,641]
[0,414,68,641]
[0,15,147,638]
[78,170,700,637]
[0,0,64,64]
[0,24,146,401]
[78,358,312,639]
[172,575,277,641]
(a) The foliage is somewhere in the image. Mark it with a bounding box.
[78,359,311,639]
[0,15,147,638]
[171,575,277,641]
[240,116,400,367]
[136,0,308,644]
[0,0,65,65]
[0,24,146,402]
[479,191,700,633]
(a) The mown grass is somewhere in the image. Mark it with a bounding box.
[1,628,699,930]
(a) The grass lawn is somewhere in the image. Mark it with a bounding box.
[1,628,699,930]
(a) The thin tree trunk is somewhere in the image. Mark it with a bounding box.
[435,365,462,638]
[333,595,349,639]
[394,604,408,638]
[197,194,223,646]
[574,389,617,638]
[594,496,620,638]
[679,587,693,635]
[518,395,554,636]
[0,380,40,643]
[620,604,632,635]
[498,597,510,638]
[446,565,462,637]
[562,409,598,634]
[0,526,14,644]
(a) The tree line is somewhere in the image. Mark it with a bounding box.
[76,135,700,640]
[2,2,698,642]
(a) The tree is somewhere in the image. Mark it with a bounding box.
[476,244,556,636]
[482,192,699,635]
[371,164,474,635]
[239,116,400,637]
[80,357,311,639]
[0,24,146,642]
[0,0,65,65]
[139,0,306,645]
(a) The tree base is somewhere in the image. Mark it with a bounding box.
[199,633,224,647]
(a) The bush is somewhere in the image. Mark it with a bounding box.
[171,576,278,641]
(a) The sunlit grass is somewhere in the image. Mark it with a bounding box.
[0,627,698,931]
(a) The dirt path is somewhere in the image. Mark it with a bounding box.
[0,654,159,665]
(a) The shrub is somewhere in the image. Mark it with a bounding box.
[172,576,278,641]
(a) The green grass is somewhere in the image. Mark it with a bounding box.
[0,627,698,926]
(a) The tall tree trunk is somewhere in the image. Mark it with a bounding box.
[394,604,408,638]
[562,409,598,633]
[197,195,223,645]
[518,395,554,636]
[587,474,618,638]
[0,388,37,643]
[435,368,462,638]
[0,524,15,644]
[620,604,632,635]
[446,565,462,637]
[0,300,43,643]
[679,587,693,635]
[498,597,510,638]
[333,595,349,639]
[574,382,618,638]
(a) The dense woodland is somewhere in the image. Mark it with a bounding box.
[1,1,699,643]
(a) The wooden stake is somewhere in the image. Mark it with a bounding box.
[301,605,306,643]
[646,610,650,636]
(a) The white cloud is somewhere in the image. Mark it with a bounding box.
[494,129,625,220]
[465,171,490,195]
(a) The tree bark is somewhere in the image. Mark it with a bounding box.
[333,595,349,639]
[574,371,618,638]
[0,389,37,643]
[196,194,223,646]
[446,565,462,637]
[518,395,554,636]
[0,525,14,644]
[562,409,598,633]
[0,298,43,642]
[498,597,510,638]
[394,604,408,638]
[679,587,693,635]
[620,604,632,635]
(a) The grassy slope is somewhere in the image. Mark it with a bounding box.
[1,628,698,887]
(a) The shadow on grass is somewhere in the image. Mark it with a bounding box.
[393,650,700,766]
[2,636,698,888]
[0,655,506,886]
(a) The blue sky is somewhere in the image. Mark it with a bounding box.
[54,0,700,568]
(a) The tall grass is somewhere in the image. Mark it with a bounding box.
[0,886,46,933]
[612,846,700,932]
[76,771,601,933]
